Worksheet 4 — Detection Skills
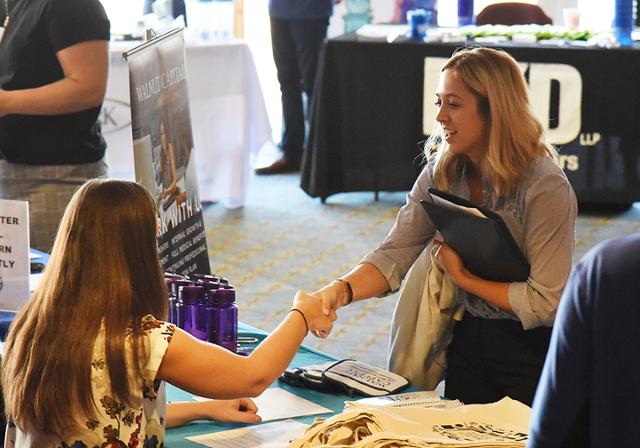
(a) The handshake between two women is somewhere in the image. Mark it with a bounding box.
[299,263,393,339]
[296,287,344,339]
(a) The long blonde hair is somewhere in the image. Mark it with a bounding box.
[2,179,168,437]
[428,47,554,197]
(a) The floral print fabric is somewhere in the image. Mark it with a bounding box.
[5,316,176,448]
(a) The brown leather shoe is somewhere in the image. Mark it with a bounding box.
[254,157,300,175]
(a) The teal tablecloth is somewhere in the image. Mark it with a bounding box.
[164,324,355,447]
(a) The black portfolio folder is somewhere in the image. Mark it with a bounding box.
[420,188,530,282]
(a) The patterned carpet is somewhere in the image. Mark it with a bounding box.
[203,172,640,368]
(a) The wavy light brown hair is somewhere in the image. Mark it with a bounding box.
[427,47,555,197]
[2,179,168,437]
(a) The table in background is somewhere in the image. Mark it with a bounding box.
[302,34,640,204]
[165,326,353,447]
[104,39,272,208]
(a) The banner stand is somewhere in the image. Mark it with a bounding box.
[124,27,211,276]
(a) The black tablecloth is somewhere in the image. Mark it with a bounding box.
[302,34,640,203]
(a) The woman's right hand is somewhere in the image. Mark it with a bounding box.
[314,281,350,316]
[293,290,337,338]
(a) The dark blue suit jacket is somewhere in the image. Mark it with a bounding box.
[528,233,640,447]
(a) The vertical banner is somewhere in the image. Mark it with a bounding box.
[0,200,30,311]
[126,29,211,275]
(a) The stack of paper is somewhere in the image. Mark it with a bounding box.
[188,388,333,447]
[186,419,309,448]
[194,387,333,423]
[345,391,462,410]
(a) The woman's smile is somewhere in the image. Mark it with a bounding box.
[442,127,458,142]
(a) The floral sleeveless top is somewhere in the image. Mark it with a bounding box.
[5,316,176,448]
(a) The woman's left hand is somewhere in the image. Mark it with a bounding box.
[200,398,262,424]
[434,240,466,283]
[165,398,261,428]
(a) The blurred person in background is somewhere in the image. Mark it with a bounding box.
[143,0,186,22]
[255,0,341,175]
[0,0,110,252]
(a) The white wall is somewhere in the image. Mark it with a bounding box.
[539,0,578,26]
[577,0,614,30]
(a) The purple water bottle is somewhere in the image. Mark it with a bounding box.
[177,285,208,340]
[166,278,191,324]
[207,287,238,352]
[407,9,429,40]
[169,278,191,297]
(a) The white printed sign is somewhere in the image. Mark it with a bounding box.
[0,200,30,311]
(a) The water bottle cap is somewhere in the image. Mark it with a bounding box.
[197,279,221,290]
[167,279,192,296]
[216,276,230,285]
[191,273,217,281]
[178,284,205,304]
[208,287,235,305]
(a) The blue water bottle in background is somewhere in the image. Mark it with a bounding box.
[457,0,474,26]
[614,0,634,46]
[407,9,429,41]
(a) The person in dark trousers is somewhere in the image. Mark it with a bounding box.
[528,233,640,447]
[255,0,341,175]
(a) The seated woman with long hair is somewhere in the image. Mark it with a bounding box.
[2,179,334,447]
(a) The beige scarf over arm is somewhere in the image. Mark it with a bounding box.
[387,243,465,390]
